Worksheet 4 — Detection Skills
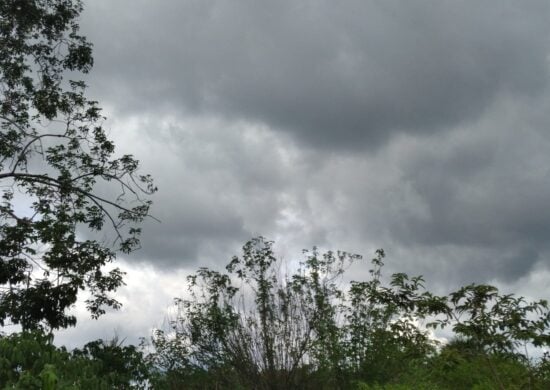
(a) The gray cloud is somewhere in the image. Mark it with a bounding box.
[398,100,550,253]
[83,0,550,150]
[302,94,550,284]
[101,114,316,268]
[59,0,550,346]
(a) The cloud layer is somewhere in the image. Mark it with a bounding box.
[84,1,549,149]
[59,0,550,344]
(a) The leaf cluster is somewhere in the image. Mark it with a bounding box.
[0,330,149,389]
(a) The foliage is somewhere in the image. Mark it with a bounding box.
[0,0,156,330]
[344,250,447,384]
[0,330,149,389]
[0,238,547,389]
[446,284,550,354]
[146,238,550,389]
[71,337,150,389]
[148,238,437,388]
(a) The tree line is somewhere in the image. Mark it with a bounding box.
[1,238,550,388]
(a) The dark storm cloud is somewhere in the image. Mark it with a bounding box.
[77,0,550,287]
[82,0,550,150]
[52,0,550,348]
[312,95,550,284]
[397,112,550,253]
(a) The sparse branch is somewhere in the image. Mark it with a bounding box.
[0,171,148,217]
[9,133,82,173]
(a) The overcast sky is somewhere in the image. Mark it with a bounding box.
[57,0,550,347]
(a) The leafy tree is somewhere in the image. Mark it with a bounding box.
[0,330,150,389]
[426,284,550,389]
[0,0,156,330]
[149,238,448,389]
[446,284,550,354]
[344,249,448,384]
[149,238,345,389]
[71,337,150,389]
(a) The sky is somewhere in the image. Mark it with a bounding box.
[56,0,550,347]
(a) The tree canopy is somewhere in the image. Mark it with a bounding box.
[0,238,548,388]
[148,238,550,389]
[0,0,155,330]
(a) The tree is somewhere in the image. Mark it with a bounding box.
[0,0,156,330]
[447,284,550,355]
[0,331,150,389]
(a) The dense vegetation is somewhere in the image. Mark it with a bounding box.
[1,238,549,388]
[1,1,549,389]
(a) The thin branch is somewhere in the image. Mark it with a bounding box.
[10,133,78,173]
[0,172,143,215]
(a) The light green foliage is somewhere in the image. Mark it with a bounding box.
[0,331,149,389]
[40,364,58,390]
[0,0,156,330]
